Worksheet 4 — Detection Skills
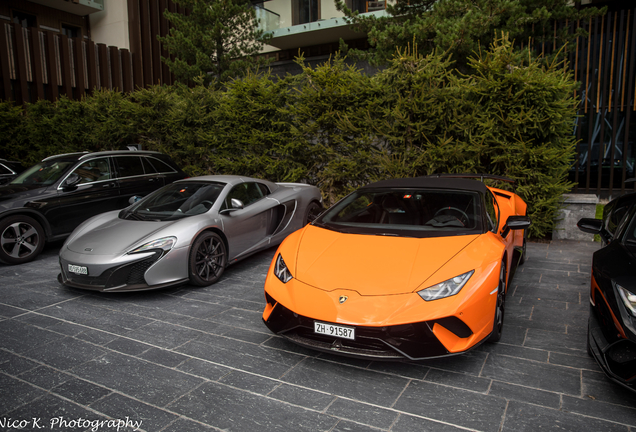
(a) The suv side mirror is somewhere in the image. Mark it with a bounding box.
[62,173,81,190]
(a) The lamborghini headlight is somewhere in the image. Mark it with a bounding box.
[274,254,293,283]
[128,237,176,254]
[417,270,474,301]
[616,284,636,316]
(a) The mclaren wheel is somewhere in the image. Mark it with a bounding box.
[0,215,45,265]
[304,201,323,225]
[488,261,507,343]
[189,231,226,286]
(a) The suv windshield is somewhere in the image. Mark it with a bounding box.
[10,161,74,186]
[122,182,224,221]
[315,188,484,238]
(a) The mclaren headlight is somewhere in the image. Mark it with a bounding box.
[616,284,636,316]
[274,254,293,283]
[128,237,176,255]
[417,270,474,301]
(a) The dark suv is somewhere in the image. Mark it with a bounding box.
[0,159,25,185]
[0,150,187,264]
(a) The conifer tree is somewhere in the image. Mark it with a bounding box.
[335,0,604,69]
[158,0,271,88]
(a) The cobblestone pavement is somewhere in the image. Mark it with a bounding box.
[0,240,635,432]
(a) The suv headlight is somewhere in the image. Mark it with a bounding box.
[128,237,176,254]
[417,270,474,301]
[617,284,636,316]
[274,254,293,283]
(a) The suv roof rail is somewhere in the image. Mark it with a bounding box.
[425,173,515,184]
[42,151,89,162]
[78,150,161,160]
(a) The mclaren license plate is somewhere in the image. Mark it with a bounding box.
[314,321,355,340]
[68,264,88,275]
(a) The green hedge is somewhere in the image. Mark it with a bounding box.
[0,36,577,238]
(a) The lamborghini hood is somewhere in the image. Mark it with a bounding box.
[294,225,479,295]
[66,216,174,255]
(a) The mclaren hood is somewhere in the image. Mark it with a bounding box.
[66,215,174,255]
[294,225,479,295]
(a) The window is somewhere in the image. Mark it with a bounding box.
[484,192,499,233]
[223,182,265,209]
[257,183,270,196]
[0,164,12,175]
[61,24,81,39]
[293,0,320,25]
[141,157,157,174]
[607,203,631,238]
[12,12,36,28]
[113,156,145,178]
[145,157,176,174]
[71,158,111,184]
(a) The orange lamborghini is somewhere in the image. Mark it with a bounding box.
[262,175,531,360]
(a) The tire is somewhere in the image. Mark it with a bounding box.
[488,261,507,343]
[188,231,227,287]
[0,215,45,265]
[587,325,594,357]
[303,201,323,225]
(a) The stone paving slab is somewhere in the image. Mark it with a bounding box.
[0,239,635,431]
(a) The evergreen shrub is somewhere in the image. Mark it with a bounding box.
[0,36,577,238]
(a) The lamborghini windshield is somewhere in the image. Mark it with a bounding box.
[314,188,484,238]
[122,182,224,221]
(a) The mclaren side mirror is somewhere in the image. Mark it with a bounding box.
[128,195,142,205]
[577,218,603,235]
[231,198,244,210]
[219,198,244,214]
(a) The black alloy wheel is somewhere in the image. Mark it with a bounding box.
[304,201,323,225]
[0,215,45,265]
[488,261,507,343]
[189,231,227,286]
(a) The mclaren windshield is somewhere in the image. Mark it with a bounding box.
[122,182,224,221]
[314,188,485,238]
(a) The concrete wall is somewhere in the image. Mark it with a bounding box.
[89,0,129,49]
[553,194,599,241]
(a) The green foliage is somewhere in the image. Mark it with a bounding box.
[284,56,379,204]
[0,36,577,237]
[0,101,25,162]
[336,0,605,70]
[158,0,271,88]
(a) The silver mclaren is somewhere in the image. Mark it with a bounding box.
[58,175,323,292]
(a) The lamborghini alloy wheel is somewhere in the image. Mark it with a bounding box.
[488,261,506,343]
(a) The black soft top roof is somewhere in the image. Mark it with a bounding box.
[361,177,491,194]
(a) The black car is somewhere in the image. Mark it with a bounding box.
[0,150,187,265]
[578,194,636,393]
[0,159,25,185]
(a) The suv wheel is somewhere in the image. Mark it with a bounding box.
[0,215,45,264]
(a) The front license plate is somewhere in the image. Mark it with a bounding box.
[68,264,88,275]
[314,321,355,340]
